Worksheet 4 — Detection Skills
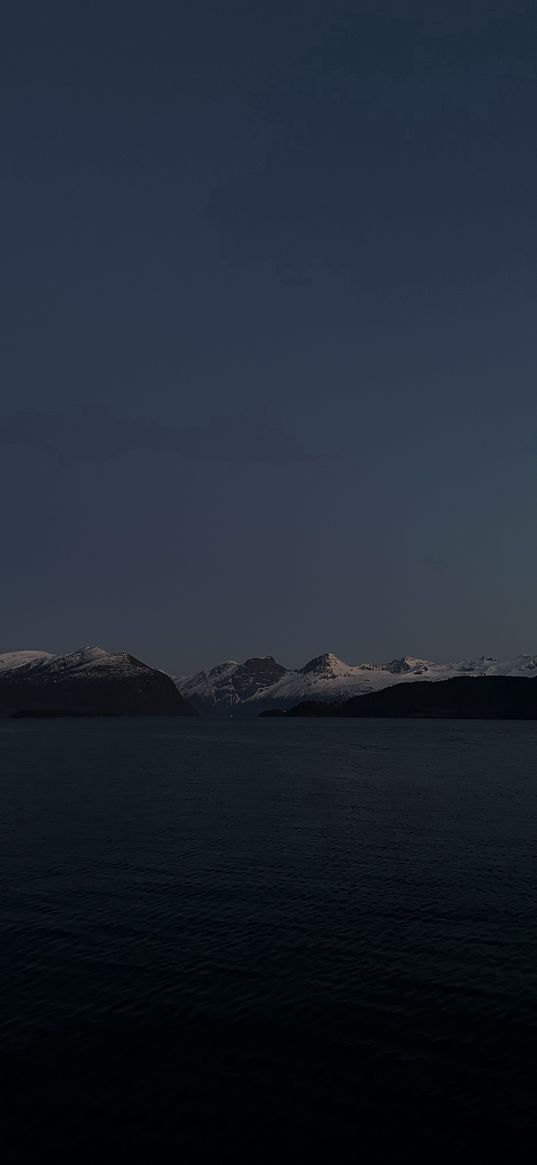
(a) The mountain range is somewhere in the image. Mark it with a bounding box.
[3,644,537,719]
[176,651,537,715]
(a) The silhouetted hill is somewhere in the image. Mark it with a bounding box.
[261,676,537,719]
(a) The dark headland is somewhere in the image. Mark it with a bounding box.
[260,676,537,720]
[0,649,197,718]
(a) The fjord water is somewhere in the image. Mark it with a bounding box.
[1,719,536,1159]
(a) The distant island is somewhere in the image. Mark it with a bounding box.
[260,676,537,720]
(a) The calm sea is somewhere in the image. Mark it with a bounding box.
[1,718,536,1160]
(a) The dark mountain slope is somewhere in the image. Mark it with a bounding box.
[264,676,537,720]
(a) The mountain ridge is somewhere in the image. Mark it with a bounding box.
[176,650,537,715]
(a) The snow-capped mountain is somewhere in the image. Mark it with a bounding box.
[179,656,288,710]
[176,651,537,715]
[0,646,197,717]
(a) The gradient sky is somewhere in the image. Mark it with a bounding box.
[2,0,537,673]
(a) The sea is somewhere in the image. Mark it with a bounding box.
[1,717,536,1160]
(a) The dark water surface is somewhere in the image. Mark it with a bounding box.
[1,718,536,1160]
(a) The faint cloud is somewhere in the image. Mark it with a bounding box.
[0,407,309,466]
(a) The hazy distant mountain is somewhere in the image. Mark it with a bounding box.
[0,646,197,717]
[177,651,537,715]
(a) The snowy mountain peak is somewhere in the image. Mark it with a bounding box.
[230,656,288,699]
[387,656,434,675]
[0,650,53,672]
[300,653,355,678]
[243,655,278,666]
[61,646,110,664]
[208,660,239,678]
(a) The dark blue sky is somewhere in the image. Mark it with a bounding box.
[2,0,537,672]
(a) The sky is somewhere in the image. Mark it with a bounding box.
[2,0,537,673]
